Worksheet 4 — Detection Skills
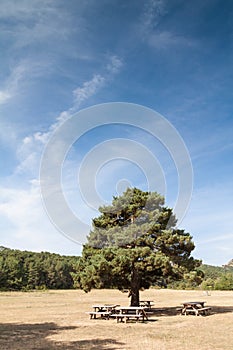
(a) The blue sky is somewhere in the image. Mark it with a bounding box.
[0,0,233,266]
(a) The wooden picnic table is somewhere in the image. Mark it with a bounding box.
[87,304,119,319]
[181,301,211,316]
[112,306,148,323]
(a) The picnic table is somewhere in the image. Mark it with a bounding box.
[181,301,211,316]
[87,304,119,319]
[139,300,154,309]
[112,306,148,323]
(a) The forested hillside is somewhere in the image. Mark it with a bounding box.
[0,246,79,291]
[199,263,233,290]
[1,246,233,291]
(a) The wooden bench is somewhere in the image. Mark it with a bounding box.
[86,311,110,319]
[182,307,211,316]
[183,308,197,315]
[111,313,144,323]
[197,307,211,315]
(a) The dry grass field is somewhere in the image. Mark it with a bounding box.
[0,289,233,350]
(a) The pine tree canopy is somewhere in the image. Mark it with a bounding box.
[76,188,202,305]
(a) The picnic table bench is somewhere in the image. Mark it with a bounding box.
[112,313,142,322]
[112,306,148,323]
[87,311,110,319]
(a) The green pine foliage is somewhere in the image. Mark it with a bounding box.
[75,188,203,305]
[0,247,78,291]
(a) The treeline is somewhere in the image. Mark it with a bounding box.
[168,264,233,290]
[199,264,233,290]
[1,246,233,291]
[0,246,79,291]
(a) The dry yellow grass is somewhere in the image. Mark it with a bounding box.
[0,289,233,349]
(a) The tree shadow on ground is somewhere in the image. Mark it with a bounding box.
[210,305,233,315]
[148,306,180,316]
[0,322,125,349]
[148,305,233,317]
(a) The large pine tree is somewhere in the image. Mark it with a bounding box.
[76,188,202,306]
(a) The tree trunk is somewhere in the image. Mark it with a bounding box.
[129,265,140,306]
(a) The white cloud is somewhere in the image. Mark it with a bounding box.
[0,62,25,104]
[73,74,105,109]
[0,91,11,104]
[0,0,90,107]
[0,184,41,227]
[199,234,233,245]
[0,0,72,46]
[140,0,166,39]
[10,53,123,178]
[0,0,52,19]
[72,55,123,109]
[148,31,196,50]
[15,131,48,175]
[0,182,82,255]
[139,1,196,51]
[0,52,124,253]
[0,121,19,148]
[0,59,51,105]
[0,1,123,251]
[107,55,123,74]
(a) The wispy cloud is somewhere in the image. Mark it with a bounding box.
[0,0,93,107]
[148,31,197,50]
[0,61,27,104]
[72,55,123,109]
[199,234,233,245]
[0,0,72,47]
[140,0,166,39]
[107,55,123,74]
[73,74,105,109]
[7,53,123,177]
[15,133,47,175]
[0,52,124,252]
[65,55,123,114]
[0,0,53,19]
[139,1,196,50]
[0,59,53,105]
